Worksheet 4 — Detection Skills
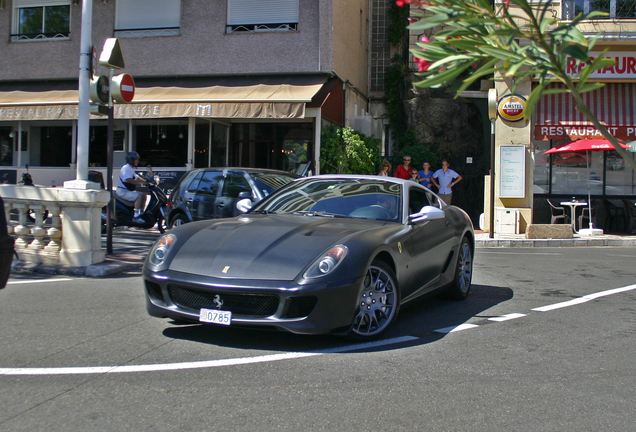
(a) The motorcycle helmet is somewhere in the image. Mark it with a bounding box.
[126,151,140,165]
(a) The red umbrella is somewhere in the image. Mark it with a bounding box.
[544,139,630,154]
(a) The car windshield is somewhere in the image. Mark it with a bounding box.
[251,172,299,197]
[251,178,402,223]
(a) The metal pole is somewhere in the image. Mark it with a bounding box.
[106,68,114,254]
[489,119,496,238]
[76,0,92,182]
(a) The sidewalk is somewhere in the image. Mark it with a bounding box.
[475,230,636,248]
[10,227,636,278]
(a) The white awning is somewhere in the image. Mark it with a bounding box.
[0,76,327,121]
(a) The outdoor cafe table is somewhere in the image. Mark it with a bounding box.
[561,201,587,233]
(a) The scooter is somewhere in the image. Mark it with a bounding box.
[103,171,169,233]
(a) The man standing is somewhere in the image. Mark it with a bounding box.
[116,151,147,224]
[432,159,462,205]
[394,155,412,180]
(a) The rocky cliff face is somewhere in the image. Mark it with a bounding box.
[403,74,484,157]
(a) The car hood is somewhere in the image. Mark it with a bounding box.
[168,214,386,280]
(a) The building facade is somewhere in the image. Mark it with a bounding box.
[0,0,386,188]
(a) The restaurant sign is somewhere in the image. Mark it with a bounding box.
[535,125,636,141]
[497,95,526,122]
[566,52,636,79]
[0,102,306,121]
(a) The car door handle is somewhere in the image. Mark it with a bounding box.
[186,199,193,203]
[217,203,225,208]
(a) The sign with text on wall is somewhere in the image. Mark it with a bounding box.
[499,145,525,198]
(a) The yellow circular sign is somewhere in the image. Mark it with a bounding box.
[497,95,526,122]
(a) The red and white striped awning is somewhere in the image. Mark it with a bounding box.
[534,82,636,141]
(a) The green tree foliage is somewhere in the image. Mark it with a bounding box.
[320,126,382,174]
[401,0,636,170]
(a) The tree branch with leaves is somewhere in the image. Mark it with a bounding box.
[399,0,636,171]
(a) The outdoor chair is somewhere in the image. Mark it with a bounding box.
[623,200,636,234]
[547,200,570,225]
[604,199,627,233]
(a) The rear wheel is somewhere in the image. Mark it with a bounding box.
[169,213,189,229]
[445,237,473,300]
[348,260,400,339]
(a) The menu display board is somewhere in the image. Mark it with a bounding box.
[499,145,525,198]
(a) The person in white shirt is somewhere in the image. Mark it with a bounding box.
[115,151,147,223]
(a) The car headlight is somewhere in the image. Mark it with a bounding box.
[304,245,348,279]
[149,234,176,266]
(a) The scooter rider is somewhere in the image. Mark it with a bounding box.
[116,151,147,224]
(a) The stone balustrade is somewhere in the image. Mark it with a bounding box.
[0,185,110,267]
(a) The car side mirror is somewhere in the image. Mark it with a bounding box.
[409,206,445,224]
[236,198,253,214]
[238,191,253,200]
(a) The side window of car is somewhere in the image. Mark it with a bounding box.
[221,172,252,198]
[186,171,204,194]
[426,191,442,209]
[409,188,430,215]
[197,171,223,196]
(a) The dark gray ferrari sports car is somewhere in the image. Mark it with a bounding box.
[143,175,474,339]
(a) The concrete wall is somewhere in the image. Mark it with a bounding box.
[332,0,370,95]
[0,0,341,81]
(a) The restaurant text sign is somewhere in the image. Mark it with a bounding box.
[566,52,636,79]
[535,125,636,141]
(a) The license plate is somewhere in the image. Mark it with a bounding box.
[199,308,232,325]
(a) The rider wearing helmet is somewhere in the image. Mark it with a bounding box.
[116,151,147,223]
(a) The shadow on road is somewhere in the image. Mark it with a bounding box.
[160,284,513,353]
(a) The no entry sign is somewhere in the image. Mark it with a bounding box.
[111,74,135,103]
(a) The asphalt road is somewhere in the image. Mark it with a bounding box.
[1,247,635,431]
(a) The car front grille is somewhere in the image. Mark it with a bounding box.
[167,285,279,318]
[285,296,318,318]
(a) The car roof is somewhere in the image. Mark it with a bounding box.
[294,174,417,186]
[192,167,300,176]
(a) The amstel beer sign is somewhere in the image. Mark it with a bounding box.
[497,95,526,122]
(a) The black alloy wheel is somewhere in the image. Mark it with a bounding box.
[349,260,400,339]
[445,236,473,300]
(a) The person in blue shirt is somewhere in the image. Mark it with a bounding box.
[432,159,462,205]
[418,161,434,189]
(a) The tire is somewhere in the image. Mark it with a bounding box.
[445,237,473,300]
[348,260,400,339]
[169,213,189,229]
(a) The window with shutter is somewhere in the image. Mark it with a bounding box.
[227,0,299,33]
[115,0,181,38]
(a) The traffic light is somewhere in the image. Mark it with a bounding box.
[89,75,109,116]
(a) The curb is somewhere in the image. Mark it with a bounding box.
[476,238,636,248]
[11,259,143,278]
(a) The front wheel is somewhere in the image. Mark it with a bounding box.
[168,213,189,229]
[348,260,400,339]
[445,237,473,300]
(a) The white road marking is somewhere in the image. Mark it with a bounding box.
[3,284,636,376]
[0,336,418,376]
[489,313,526,322]
[532,284,636,312]
[7,278,74,285]
[434,323,479,334]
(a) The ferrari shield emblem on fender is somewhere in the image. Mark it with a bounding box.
[222,266,230,273]
[398,242,402,253]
